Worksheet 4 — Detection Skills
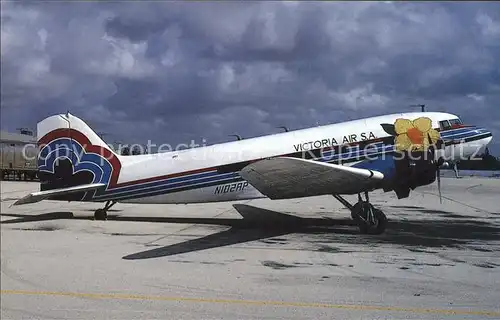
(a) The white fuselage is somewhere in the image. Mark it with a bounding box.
[97,111,491,204]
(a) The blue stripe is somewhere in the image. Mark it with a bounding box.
[442,129,490,141]
[107,169,220,193]
[98,175,242,202]
[440,127,486,138]
[440,127,472,137]
[95,171,238,199]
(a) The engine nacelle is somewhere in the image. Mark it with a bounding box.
[390,150,438,199]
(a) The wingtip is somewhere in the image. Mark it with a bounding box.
[10,193,41,206]
[11,197,30,206]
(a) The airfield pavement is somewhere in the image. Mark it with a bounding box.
[1,177,499,320]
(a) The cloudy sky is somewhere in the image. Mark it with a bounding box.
[2,1,500,153]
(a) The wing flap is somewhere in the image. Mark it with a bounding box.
[12,183,106,206]
[240,157,384,199]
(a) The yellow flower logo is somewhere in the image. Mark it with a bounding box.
[394,117,441,152]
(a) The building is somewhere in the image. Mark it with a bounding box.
[0,130,38,180]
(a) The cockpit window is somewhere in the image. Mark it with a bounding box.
[439,118,463,130]
[449,118,463,126]
[439,120,451,130]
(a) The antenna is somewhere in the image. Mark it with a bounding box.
[410,104,426,112]
[277,126,289,132]
[228,134,243,141]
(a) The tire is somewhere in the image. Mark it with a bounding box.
[367,209,388,235]
[352,204,388,235]
[94,209,107,221]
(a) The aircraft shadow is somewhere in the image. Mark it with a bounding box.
[2,204,499,260]
[121,204,357,260]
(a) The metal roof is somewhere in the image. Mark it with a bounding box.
[0,131,37,144]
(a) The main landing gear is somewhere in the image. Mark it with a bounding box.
[333,192,388,235]
[94,201,117,221]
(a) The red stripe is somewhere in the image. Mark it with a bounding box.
[114,166,216,188]
[38,129,220,189]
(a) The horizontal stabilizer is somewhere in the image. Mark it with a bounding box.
[12,183,106,206]
[240,157,384,199]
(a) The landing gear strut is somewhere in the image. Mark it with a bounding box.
[94,201,116,221]
[333,192,388,234]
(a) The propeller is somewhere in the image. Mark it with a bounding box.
[428,133,444,204]
[436,160,442,204]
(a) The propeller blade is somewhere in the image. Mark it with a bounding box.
[427,133,443,204]
[437,166,442,204]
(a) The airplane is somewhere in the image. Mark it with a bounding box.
[13,111,493,235]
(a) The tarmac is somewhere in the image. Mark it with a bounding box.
[1,177,499,319]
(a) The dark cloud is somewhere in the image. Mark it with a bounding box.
[1,1,500,153]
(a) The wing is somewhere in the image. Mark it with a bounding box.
[240,157,384,200]
[12,183,106,206]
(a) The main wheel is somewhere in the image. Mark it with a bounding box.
[351,203,387,235]
[94,208,107,221]
[365,208,388,235]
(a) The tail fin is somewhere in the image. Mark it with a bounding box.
[37,112,117,154]
[36,112,122,200]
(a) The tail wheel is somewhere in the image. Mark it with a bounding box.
[93,201,116,221]
[94,209,107,221]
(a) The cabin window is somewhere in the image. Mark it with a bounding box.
[439,120,451,130]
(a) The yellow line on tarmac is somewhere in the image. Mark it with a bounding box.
[1,289,500,317]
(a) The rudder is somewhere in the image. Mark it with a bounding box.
[36,112,122,201]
